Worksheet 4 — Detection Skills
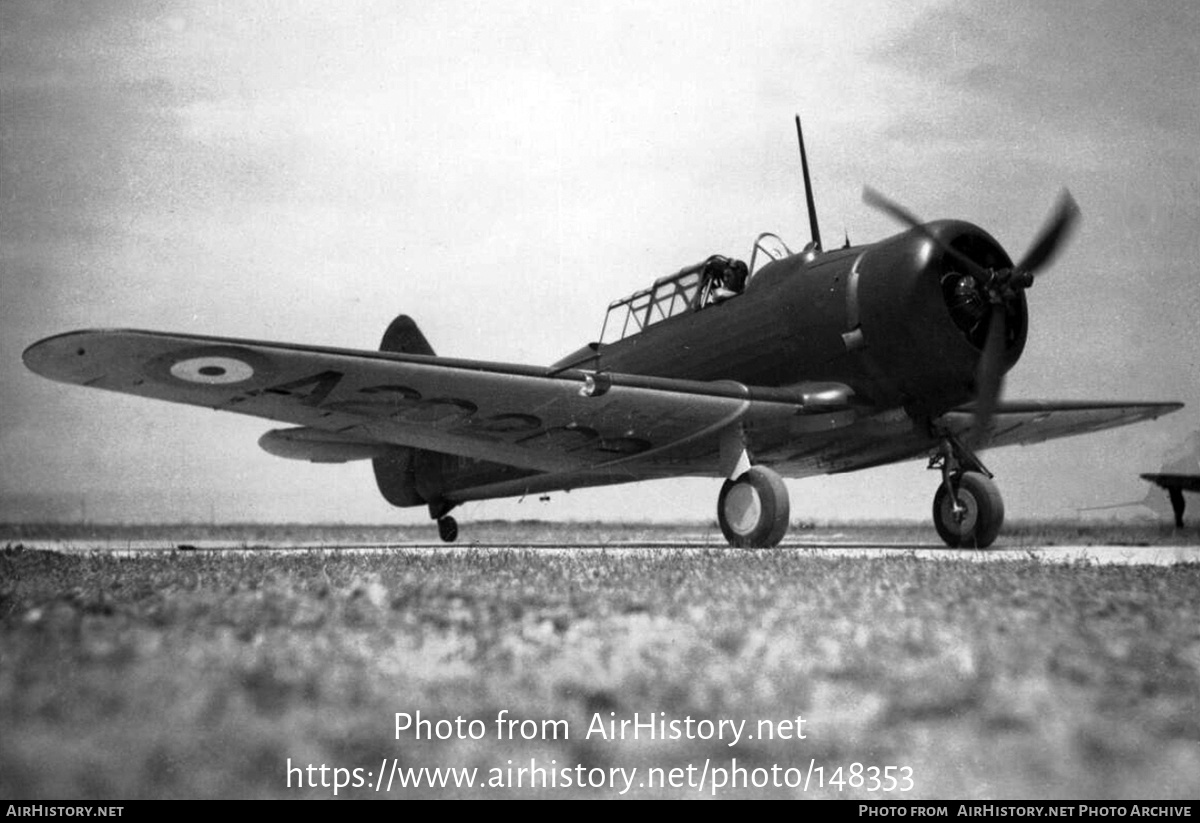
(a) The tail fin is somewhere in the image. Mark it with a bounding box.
[380,315,435,356]
[374,314,434,508]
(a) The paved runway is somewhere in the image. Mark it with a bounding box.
[789,542,1200,565]
[12,537,1200,565]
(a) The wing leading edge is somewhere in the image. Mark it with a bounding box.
[24,330,1181,501]
[1140,474,1200,493]
[938,400,1183,450]
[23,329,858,481]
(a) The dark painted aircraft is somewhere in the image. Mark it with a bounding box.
[23,118,1183,548]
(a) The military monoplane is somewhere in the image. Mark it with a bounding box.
[23,118,1183,547]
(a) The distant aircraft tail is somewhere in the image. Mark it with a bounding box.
[1077,487,1176,520]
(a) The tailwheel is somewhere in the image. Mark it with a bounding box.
[437,516,458,543]
[933,471,1004,548]
[717,465,790,548]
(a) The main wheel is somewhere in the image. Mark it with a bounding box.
[717,466,790,548]
[933,471,1004,548]
[437,516,458,543]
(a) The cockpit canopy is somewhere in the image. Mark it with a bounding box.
[600,262,704,345]
[598,234,793,345]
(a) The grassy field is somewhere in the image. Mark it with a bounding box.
[2,523,1199,799]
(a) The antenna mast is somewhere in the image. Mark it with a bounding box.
[795,114,822,252]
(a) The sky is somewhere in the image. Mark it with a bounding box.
[2,0,1198,526]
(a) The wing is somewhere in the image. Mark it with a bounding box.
[23,329,858,480]
[937,399,1183,449]
[1140,473,1200,493]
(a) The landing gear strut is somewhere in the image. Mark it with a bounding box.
[717,465,790,548]
[1168,487,1186,529]
[930,437,1004,548]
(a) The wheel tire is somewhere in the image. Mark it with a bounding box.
[717,466,790,548]
[933,471,1004,548]
[437,516,458,543]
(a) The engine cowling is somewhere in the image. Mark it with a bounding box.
[854,220,1026,417]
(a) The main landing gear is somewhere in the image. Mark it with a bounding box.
[717,465,791,548]
[929,437,1004,548]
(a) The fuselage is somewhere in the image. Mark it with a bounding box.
[379,220,1026,508]
[555,220,1024,421]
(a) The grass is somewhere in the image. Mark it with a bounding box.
[3,517,1197,546]
[1,526,1198,799]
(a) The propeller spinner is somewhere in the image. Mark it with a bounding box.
[863,187,1081,442]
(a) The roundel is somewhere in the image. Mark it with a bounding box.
[169,356,256,384]
[145,346,277,388]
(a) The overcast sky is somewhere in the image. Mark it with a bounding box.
[2,0,1197,526]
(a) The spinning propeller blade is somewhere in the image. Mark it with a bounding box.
[973,302,1008,444]
[1011,189,1080,286]
[862,187,990,282]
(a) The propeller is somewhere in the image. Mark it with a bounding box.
[863,187,1080,444]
